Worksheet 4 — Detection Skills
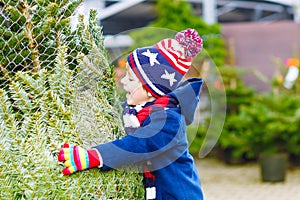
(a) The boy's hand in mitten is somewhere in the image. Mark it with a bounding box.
[58,143,101,175]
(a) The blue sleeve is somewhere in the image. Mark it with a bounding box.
[93,109,185,171]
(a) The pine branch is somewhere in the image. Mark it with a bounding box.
[10,81,34,111]
[0,6,143,199]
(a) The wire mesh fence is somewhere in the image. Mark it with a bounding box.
[0,1,143,199]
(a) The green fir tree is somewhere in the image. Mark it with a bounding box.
[0,0,82,78]
[0,3,144,199]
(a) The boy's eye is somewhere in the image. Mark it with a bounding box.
[128,76,135,81]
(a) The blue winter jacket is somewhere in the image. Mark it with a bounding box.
[94,78,204,200]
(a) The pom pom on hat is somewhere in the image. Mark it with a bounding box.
[175,28,203,58]
[127,28,203,97]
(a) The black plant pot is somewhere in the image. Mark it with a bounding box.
[290,154,300,167]
[259,153,288,182]
[223,147,246,165]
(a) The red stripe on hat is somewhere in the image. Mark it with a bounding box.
[128,53,160,98]
[166,49,190,69]
[167,39,171,47]
[167,39,183,57]
[128,53,137,71]
[155,40,190,75]
[163,39,192,65]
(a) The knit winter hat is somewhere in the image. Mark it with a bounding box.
[127,28,203,98]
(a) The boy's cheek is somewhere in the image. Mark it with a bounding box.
[128,82,141,91]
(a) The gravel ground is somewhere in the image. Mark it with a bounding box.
[196,158,300,200]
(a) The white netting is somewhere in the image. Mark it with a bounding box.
[0,1,143,199]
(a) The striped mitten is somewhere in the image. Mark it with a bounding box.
[58,143,100,175]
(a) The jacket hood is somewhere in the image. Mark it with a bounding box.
[169,78,203,125]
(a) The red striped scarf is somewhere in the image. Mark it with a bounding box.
[122,95,178,200]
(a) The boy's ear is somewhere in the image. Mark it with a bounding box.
[147,92,152,97]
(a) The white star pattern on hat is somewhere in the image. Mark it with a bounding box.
[142,49,160,66]
[161,70,177,86]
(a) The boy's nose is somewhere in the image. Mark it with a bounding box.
[120,76,127,86]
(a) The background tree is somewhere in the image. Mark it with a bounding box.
[129,0,226,67]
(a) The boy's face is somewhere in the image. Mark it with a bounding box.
[121,63,154,106]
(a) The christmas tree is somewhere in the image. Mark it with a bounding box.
[0,1,143,198]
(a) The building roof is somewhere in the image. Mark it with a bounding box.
[94,0,295,34]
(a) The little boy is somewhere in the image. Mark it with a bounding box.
[58,28,204,200]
